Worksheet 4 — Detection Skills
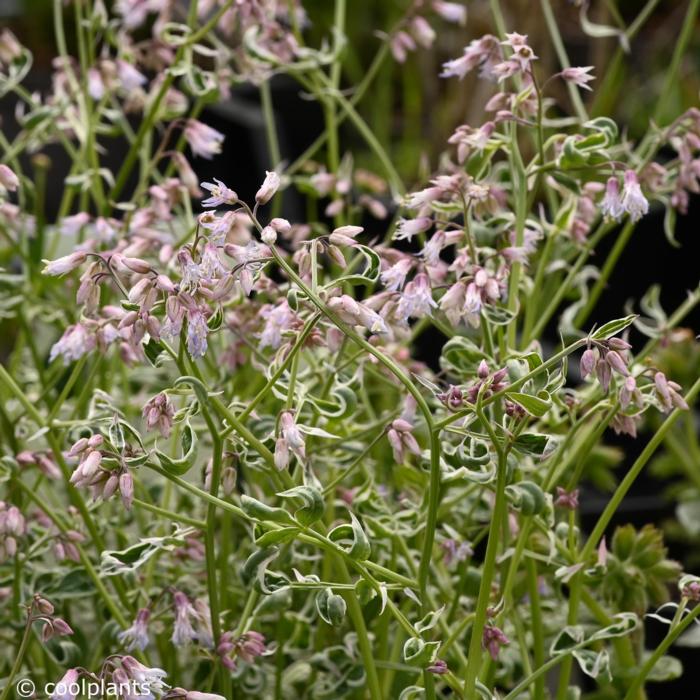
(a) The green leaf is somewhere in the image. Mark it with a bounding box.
[506,392,551,417]
[415,606,445,635]
[506,480,547,516]
[241,546,288,594]
[328,512,372,561]
[100,530,185,576]
[316,588,347,626]
[255,526,299,547]
[278,485,325,526]
[588,612,639,641]
[332,244,381,286]
[143,338,167,367]
[403,638,440,668]
[155,421,198,476]
[240,495,295,526]
[591,315,638,340]
[645,654,682,682]
[572,648,611,680]
[550,626,585,655]
[513,433,550,456]
[206,305,224,331]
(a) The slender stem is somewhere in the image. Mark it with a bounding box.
[0,608,34,700]
[463,402,509,696]
[653,0,700,123]
[539,0,589,121]
[574,220,635,329]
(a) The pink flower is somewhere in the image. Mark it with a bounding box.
[186,308,209,358]
[555,487,579,510]
[393,216,432,242]
[275,410,305,470]
[381,258,413,292]
[49,323,96,364]
[172,591,198,646]
[49,669,80,700]
[185,120,224,159]
[441,36,502,80]
[60,212,90,237]
[116,60,147,91]
[387,418,421,463]
[432,1,467,25]
[559,66,595,91]
[600,177,624,220]
[142,393,175,438]
[42,251,87,276]
[0,164,19,192]
[118,608,151,651]
[411,16,436,49]
[620,170,649,221]
[483,625,509,660]
[397,273,437,321]
[201,178,237,207]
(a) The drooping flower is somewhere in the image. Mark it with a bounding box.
[432,1,467,25]
[387,418,421,464]
[396,273,437,321]
[142,393,175,438]
[275,410,305,470]
[116,59,147,91]
[118,608,151,652]
[0,164,19,192]
[381,258,413,292]
[49,323,96,364]
[49,669,80,700]
[186,308,209,358]
[171,591,199,647]
[483,624,509,660]
[601,177,624,220]
[217,630,267,670]
[185,119,224,159]
[620,170,649,222]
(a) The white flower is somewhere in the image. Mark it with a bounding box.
[600,176,624,220]
[620,170,649,221]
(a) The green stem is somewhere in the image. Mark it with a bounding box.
[463,403,509,696]
[574,220,635,329]
[653,0,700,123]
[539,0,589,121]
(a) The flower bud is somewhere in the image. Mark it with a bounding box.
[260,226,277,245]
[255,170,280,205]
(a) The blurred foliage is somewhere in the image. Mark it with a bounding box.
[5,0,700,178]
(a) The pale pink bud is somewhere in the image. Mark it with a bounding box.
[42,251,87,276]
[0,164,19,192]
[255,170,280,205]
